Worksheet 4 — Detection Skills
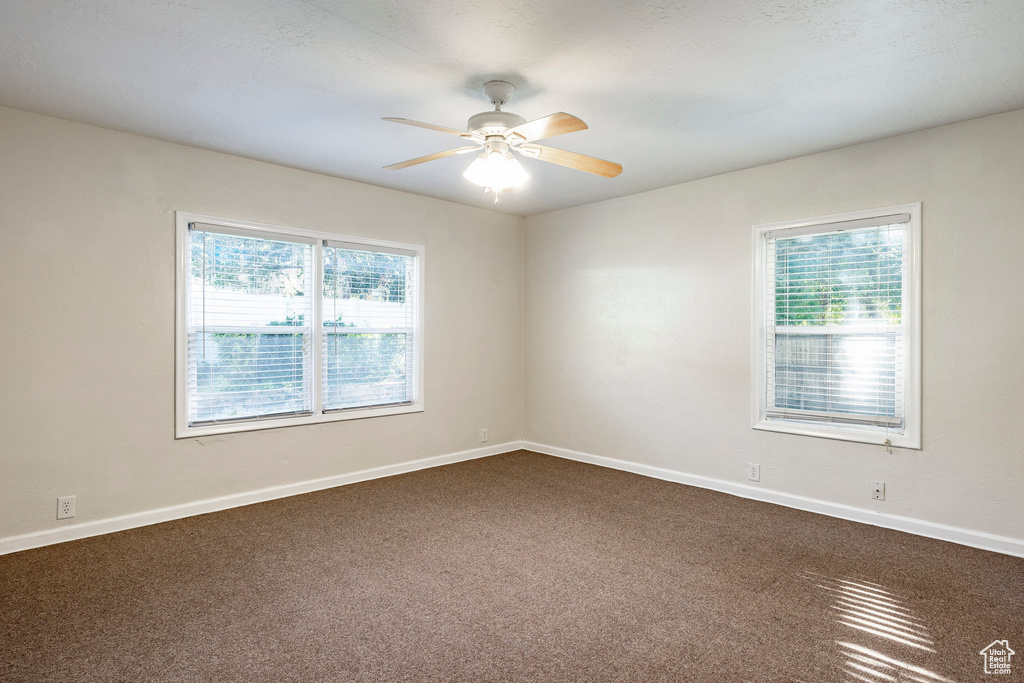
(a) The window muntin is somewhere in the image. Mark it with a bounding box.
[176,214,423,438]
[753,205,921,448]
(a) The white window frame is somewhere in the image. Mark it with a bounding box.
[175,212,425,438]
[751,203,921,449]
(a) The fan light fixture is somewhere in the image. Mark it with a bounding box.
[462,149,529,191]
[383,80,622,204]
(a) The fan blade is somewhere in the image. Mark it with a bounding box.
[505,113,587,143]
[518,144,622,178]
[383,147,480,170]
[382,117,467,137]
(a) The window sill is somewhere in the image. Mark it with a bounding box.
[752,418,920,450]
[175,402,424,439]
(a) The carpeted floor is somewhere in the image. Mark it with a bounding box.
[1,450,1021,682]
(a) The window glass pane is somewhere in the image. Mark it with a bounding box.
[322,246,414,410]
[767,222,905,426]
[774,226,903,326]
[323,333,411,408]
[187,230,313,423]
[190,331,310,420]
[772,333,898,417]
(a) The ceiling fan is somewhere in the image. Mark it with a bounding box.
[383,80,622,202]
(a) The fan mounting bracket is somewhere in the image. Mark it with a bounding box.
[482,80,516,108]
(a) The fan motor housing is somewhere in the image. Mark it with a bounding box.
[467,110,526,136]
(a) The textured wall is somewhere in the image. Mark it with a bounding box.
[524,108,1024,541]
[0,106,523,540]
[5,101,1024,548]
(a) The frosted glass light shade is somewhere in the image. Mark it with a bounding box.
[463,151,529,190]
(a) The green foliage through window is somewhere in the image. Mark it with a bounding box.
[323,248,408,303]
[774,226,902,326]
[190,232,308,296]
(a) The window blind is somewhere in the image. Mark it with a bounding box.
[322,242,416,411]
[187,226,314,425]
[764,218,907,431]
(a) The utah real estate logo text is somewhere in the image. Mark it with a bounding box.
[979,640,1014,675]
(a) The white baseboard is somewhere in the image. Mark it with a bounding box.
[524,441,1024,558]
[0,441,522,556]
[7,440,1022,559]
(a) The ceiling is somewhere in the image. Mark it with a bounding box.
[2,1,1023,216]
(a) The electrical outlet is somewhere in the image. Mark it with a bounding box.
[57,496,76,520]
[872,481,885,501]
[570,431,579,449]
[480,427,488,443]
[748,463,760,482]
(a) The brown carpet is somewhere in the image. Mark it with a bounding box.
[1,450,1021,682]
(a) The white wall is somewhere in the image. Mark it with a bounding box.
[4,102,1023,552]
[0,106,523,542]
[524,108,1024,543]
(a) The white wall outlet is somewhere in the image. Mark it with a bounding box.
[748,463,760,482]
[479,427,488,443]
[872,481,886,500]
[57,495,76,520]
[570,431,579,449]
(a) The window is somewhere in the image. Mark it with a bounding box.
[752,204,921,448]
[175,213,423,437]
